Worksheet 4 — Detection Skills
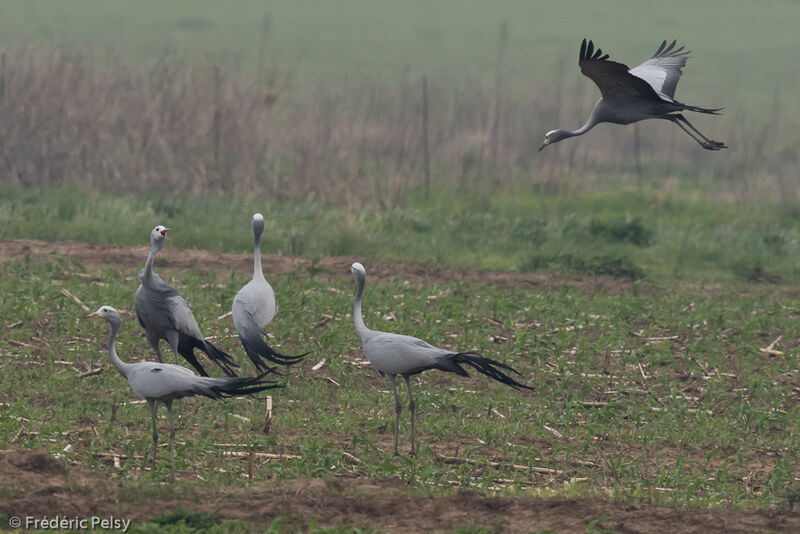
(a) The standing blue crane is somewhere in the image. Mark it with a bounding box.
[89,305,280,481]
[350,262,533,456]
[540,39,726,151]
[232,213,308,373]
[135,225,238,377]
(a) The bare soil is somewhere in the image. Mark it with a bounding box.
[0,238,638,292]
[2,449,798,533]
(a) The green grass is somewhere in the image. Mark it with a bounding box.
[1,249,799,515]
[3,184,800,284]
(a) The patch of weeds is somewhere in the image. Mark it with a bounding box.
[589,218,653,247]
[130,519,250,534]
[323,230,365,257]
[148,508,218,530]
[519,254,644,279]
[264,518,385,534]
[783,485,800,511]
[735,263,782,283]
[586,516,618,533]
[766,457,795,499]
[762,233,787,254]
[306,256,333,279]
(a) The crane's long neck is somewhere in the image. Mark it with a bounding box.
[142,242,161,282]
[353,273,369,341]
[253,232,265,281]
[106,318,132,378]
[569,100,604,137]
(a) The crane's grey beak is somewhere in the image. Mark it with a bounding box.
[86,311,99,319]
[162,228,170,239]
[538,142,547,152]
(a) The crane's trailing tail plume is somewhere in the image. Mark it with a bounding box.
[212,371,283,398]
[239,334,308,372]
[178,336,240,377]
[237,315,309,373]
[448,352,534,390]
[681,104,724,115]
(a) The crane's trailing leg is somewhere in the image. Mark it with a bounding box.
[166,400,176,482]
[403,375,416,456]
[676,114,727,149]
[146,333,165,363]
[147,400,159,469]
[389,375,402,456]
[670,114,726,150]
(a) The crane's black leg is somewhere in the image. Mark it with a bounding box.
[166,332,182,367]
[147,335,164,363]
[403,375,416,456]
[388,375,402,456]
[670,116,710,148]
[676,115,726,148]
[671,114,726,150]
[147,400,159,470]
[165,399,176,482]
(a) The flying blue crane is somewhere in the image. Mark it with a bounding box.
[540,39,726,151]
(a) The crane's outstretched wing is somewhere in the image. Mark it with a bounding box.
[629,40,690,102]
[578,39,660,101]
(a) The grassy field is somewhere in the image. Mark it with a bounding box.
[1,241,799,531]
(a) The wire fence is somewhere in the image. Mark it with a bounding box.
[0,45,796,208]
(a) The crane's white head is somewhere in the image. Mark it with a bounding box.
[539,129,572,151]
[252,213,265,239]
[351,262,366,277]
[150,225,169,247]
[87,305,121,322]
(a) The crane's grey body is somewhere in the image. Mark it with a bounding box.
[351,262,531,456]
[135,225,238,377]
[232,214,306,373]
[359,331,468,377]
[540,39,726,151]
[89,305,279,481]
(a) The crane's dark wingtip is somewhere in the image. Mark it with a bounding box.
[579,38,609,63]
[654,39,690,58]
